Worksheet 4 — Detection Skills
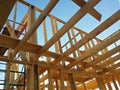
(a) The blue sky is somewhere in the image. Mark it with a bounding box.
[9,0,120,40]
[7,0,120,52]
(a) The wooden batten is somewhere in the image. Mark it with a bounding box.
[0,0,120,90]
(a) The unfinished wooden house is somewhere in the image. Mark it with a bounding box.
[0,0,120,90]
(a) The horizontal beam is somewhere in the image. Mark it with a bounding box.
[0,35,75,63]
[0,56,100,78]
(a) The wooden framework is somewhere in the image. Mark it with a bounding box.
[0,0,120,90]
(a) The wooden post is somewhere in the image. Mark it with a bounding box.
[28,5,39,90]
[107,82,112,90]
[55,79,59,90]
[83,82,87,90]
[12,1,17,31]
[50,16,59,54]
[53,18,63,54]
[30,65,34,90]
[26,68,30,90]
[106,78,112,90]
[68,73,76,90]
[51,17,66,66]
[28,5,37,44]
[59,70,65,90]
[34,65,39,90]
[48,68,53,90]
[71,29,80,56]
[67,30,77,57]
[4,62,10,90]
[96,78,106,90]
[112,79,119,90]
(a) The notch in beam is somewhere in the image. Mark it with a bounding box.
[72,0,101,21]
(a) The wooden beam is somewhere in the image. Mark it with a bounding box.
[11,0,59,59]
[6,20,17,38]
[55,79,59,90]
[96,78,106,90]
[0,56,101,79]
[50,17,60,54]
[0,33,119,72]
[94,54,120,70]
[105,62,120,72]
[28,5,37,44]
[33,0,100,61]
[112,79,119,90]
[4,62,10,90]
[67,30,120,68]
[30,65,35,90]
[59,70,65,90]
[106,82,112,90]
[20,0,102,44]
[84,45,120,69]
[52,10,120,65]
[43,20,48,43]
[68,73,77,90]
[48,68,53,90]
[12,2,17,30]
[72,0,101,21]
[0,35,74,64]
[34,65,39,90]
[0,34,118,80]
[0,34,75,63]
[0,0,16,31]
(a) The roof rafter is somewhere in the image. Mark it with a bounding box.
[52,10,120,65]
[32,0,101,61]
[67,30,120,68]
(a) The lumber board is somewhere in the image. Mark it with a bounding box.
[33,0,101,61]
[0,0,16,31]
[72,0,101,21]
[67,30,120,68]
[0,35,75,63]
[52,10,120,65]
[11,0,59,59]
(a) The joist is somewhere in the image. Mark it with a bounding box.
[94,54,120,70]
[84,45,120,69]
[67,30,120,68]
